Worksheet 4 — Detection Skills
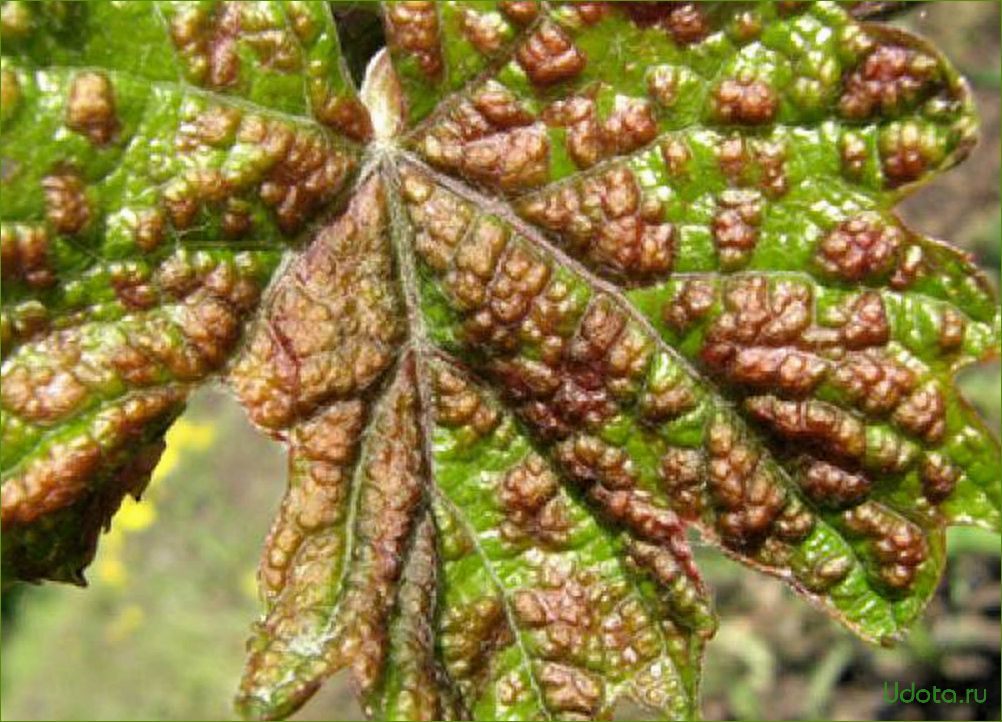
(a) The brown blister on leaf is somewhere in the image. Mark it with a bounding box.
[518,166,675,280]
[237,355,424,719]
[842,501,930,591]
[42,169,91,236]
[328,355,425,696]
[1,223,56,290]
[230,175,402,430]
[165,106,356,237]
[1,244,270,576]
[498,452,573,548]
[839,43,939,120]
[66,70,120,145]
[365,511,465,721]
[167,1,304,89]
[516,20,586,87]
[712,77,778,125]
[167,1,245,88]
[746,396,868,462]
[439,593,513,704]
[384,2,443,80]
[256,401,365,600]
[3,3,1000,721]
[816,212,905,282]
[1,388,184,527]
[621,2,709,45]
[1,433,173,585]
[417,82,550,193]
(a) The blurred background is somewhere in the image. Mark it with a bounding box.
[1,3,999,720]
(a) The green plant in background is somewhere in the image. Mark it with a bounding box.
[1,2,999,721]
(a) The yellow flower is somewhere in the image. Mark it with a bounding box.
[117,496,156,532]
[150,418,218,484]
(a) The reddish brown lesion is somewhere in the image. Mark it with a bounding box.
[537,662,603,718]
[560,3,610,26]
[168,1,303,87]
[892,381,946,443]
[461,6,509,55]
[0,387,184,527]
[0,223,55,289]
[168,1,243,88]
[515,20,586,87]
[385,1,444,80]
[621,2,710,46]
[486,294,654,440]
[840,131,869,179]
[440,595,514,698]
[499,0,540,26]
[512,548,696,700]
[445,218,506,315]
[109,262,157,311]
[244,116,355,234]
[0,302,49,356]
[799,459,872,508]
[498,453,573,547]
[647,64,682,108]
[1,332,91,424]
[700,278,826,396]
[42,169,91,236]
[403,170,475,272]
[331,357,425,695]
[842,501,928,590]
[879,120,951,187]
[830,350,915,415]
[840,291,890,349]
[311,93,373,142]
[697,277,912,423]
[712,189,762,269]
[256,400,364,598]
[433,364,502,437]
[464,239,553,348]
[919,452,960,502]
[839,44,939,120]
[418,82,549,192]
[66,71,119,146]
[639,367,697,423]
[177,105,243,151]
[816,212,904,282]
[716,135,789,198]
[542,92,658,170]
[711,76,778,125]
[239,357,427,709]
[745,396,867,462]
[517,166,675,279]
[659,447,705,519]
[167,108,355,236]
[133,208,167,251]
[660,136,692,177]
[937,307,965,351]
[662,279,717,334]
[230,176,402,430]
[705,416,807,546]
[555,433,637,489]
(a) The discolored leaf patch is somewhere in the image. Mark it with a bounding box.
[2,2,998,721]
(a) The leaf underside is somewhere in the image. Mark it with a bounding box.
[1,2,998,720]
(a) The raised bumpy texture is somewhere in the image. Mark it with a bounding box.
[1,2,999,721]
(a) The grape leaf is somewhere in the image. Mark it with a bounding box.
[1,2,998,721]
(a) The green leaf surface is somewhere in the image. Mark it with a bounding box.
[1,2,998,720]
